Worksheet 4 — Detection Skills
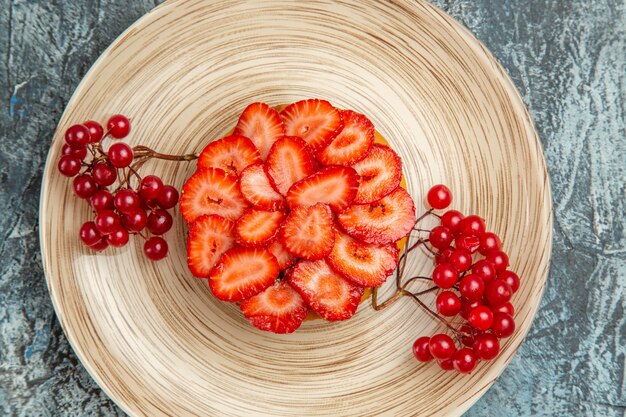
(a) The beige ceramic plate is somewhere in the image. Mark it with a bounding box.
[40,1,552,416]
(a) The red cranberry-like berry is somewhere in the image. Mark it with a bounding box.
[473,334,500,360]
[452,348,478,374]
[458,215,485,237]
[147,209,173,235]
[62,143,87,160]
[107,114,131,139]
[428,334,456,360]
[436,291,462,316]
[73,174,97,199]
[114,189,141,214]
[144,236,168,261]
[492,313,515,338]
[468,306,494,330]
[486,250,509,272]
[427,184,452,210]
[492,302,514,316]
[121,208,148,232]
[459,274,485,301]
[455,235,480,254]
[79,221,102,247]
[432,263,459,289]
[65,124,91,148]
[90,190,115,212]
[499,270,520,293]
[92,162,117,186]
[441,210,464,235]
[485,279,512,306]
[459,324,477,347]
[139,175,164,202]
[438,358,455,371]
[94,209,121,235]
[157,185,179,209]
[429,226,453,250]
[108,142,134,168]
[448,248,472,272]
[89,237,109,252]
[58,155,81,177]
[479,232,501,255]
[435,247,455,264]
[84,120,104,143]
[460,299,482,320]
[412,336,433,362]
[472,259,497,283]
[106,227,129,247]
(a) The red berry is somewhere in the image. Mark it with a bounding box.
[108,142,134,168]
[485,279,512,307]
[479,232,501,255]
[428,334,456,360]
[486,250,509,272]
[455,235,480,254]
[120,208,148,232]
[144,236,168,261]
[65,124,90,148]
[412,336,433,362]
[58,155,81,177]
[468,306,494,330]
[106,227,129,247]
[448,248,472,272]
[458,215,485,237]
[436,291,462,316]
[147,209,173,235]
[429,226,453,250]
[460,299,482,320]
[84,120,104,143]
[139,175,163,202]
[435,247,455,264]
[472,259,497,283]
[473,334,500,360]
[499,270,520,293]
[114,189,141,214]
[459,324,477,347]
[89,237,108,252]
[432,263,459,289]
[90,190,115,212]
[492,313,515,338]
[440,210,464,235]
[452,348,478,373]
[107,114,131,139]
[94,209,121,235]
[72,174,97,199]
[438,358,454,371]
[427,184,452,210]
[62,143,87,160]
[492,302,514,316]
[79,221,102,246]
[92,162,117,186]
[459,274,485,301]
[157,185,179,209]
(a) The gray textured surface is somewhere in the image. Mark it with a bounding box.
[0,0,624,416]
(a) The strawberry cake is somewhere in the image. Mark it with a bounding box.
[181,99,416,333]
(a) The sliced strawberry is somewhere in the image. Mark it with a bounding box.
[280,99,344,151]
[338,187,416,245]
[234,102,285,159]
[352,144,402,204]
[239,163,285,211]
[240,280,308,334]
[186,214,235,278]
[180,168,248,223]
[197,135,262,175]
[280,203,334,260]
[209,247,279,302]
[286,166,358,211]
[268,239,297,270]
[265,136,316,195]
[317,110,374,166]
[288,259,364,321]
[234,208,285,247]
[326,229,398,287]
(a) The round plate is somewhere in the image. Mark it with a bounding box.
[40,1,552,416]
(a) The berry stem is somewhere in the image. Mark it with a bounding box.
[402,289,460,335]
[371,286,405,311]
[133,145,199,162]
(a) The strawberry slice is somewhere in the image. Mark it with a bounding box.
[288,259,364,321]
[180,168,248,223]
[280,203,334,260]
[317,110,374,166]
[338,187,416,245]
[352,144,402,204]
[197,135,261,175]
[240,280,308,334]
[280,99,344,151]
[326,229,399,287]
[186,214,235,278]
[234,208,285,247]
[239,163,285,211]
[286,166,358,211]
[234,102,285,159]
[209,247,279,302]
[268,239,297,270]
[265,136,316,195]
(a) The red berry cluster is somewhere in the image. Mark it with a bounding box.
[57,115,180,260]
[410,185,518,373]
